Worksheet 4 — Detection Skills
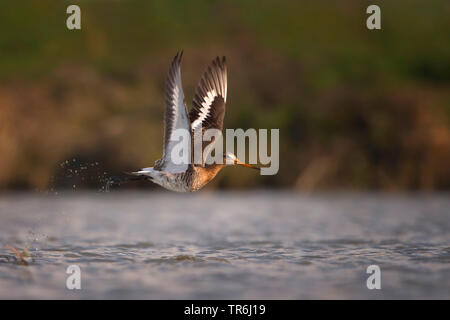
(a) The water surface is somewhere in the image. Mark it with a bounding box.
[0,191,448,299]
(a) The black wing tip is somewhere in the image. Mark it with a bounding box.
[172,50,184,66]
[171,52,225,69]
[167,50,184,82]
[213,56,226,69]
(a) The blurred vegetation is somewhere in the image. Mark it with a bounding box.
[0,0,449,191]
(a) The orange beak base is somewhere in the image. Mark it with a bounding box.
[237,162,260,171]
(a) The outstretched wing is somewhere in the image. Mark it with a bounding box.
[189,56,227,166]
[154,51,192,173]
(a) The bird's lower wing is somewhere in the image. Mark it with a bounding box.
[155,51,192,173]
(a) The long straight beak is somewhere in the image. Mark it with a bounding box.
[236,161,261,171]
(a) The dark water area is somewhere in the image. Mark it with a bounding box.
[0,191,448,299]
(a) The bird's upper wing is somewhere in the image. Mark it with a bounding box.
[154,51,192,173]
[189,56,227,166]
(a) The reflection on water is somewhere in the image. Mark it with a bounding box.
[0,191,449,299]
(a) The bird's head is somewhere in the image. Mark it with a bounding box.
[223,152,260,171]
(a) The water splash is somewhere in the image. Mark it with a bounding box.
[50,158,113,193]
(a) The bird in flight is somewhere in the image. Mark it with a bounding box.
[129,52,259,192]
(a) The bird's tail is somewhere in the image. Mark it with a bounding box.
[128,167,155,177]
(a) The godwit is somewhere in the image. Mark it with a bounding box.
[130,52,259,192]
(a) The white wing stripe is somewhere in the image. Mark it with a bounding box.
[191,89,217,130]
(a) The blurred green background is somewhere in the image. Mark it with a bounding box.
[0,0,449,191]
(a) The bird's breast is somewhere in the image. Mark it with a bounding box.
[191,164,225,191]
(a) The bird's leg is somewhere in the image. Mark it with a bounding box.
[107,173,149,187]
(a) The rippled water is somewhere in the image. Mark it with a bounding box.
[0,191,449,299]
